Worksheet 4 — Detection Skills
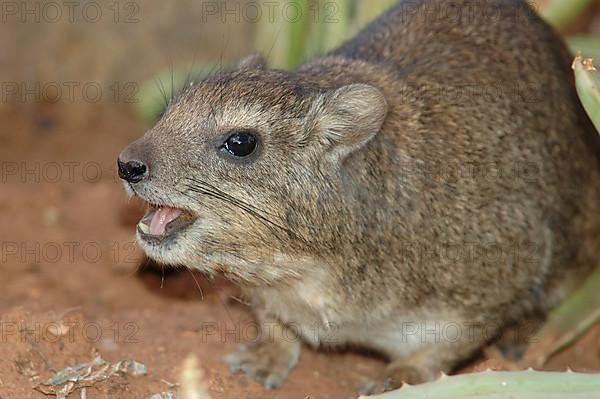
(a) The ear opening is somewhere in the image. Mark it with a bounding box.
[313,84,388,158]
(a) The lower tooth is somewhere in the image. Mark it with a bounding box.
[138,222,149,234]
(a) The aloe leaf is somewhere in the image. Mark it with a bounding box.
[520,267,600,367]
[572,54,600,133]
[360,370,600,399]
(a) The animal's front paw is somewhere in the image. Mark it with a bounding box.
[224,340,300,389]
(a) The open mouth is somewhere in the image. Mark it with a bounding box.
[137,204,197,242]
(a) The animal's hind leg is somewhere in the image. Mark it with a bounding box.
[360,328,488,394]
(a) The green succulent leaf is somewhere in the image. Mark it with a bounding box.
[360,370,600,399]
[572,54,600,133]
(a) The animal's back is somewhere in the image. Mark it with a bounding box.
[331,0,600,313]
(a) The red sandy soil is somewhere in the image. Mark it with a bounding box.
[0,104,599,399]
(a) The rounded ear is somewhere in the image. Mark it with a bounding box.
[237,52,267,71]
[311,84,388,158]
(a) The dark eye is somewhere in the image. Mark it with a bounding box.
[223,131,257,157]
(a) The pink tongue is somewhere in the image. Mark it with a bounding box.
[149,207,183,236]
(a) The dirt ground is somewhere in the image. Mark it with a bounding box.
[2,1,600,398]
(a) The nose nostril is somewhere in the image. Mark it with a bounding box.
[117,158,148,183]
[117,159,128,179]
[129,161,146,175]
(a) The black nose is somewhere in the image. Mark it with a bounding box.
[117,159,148,183]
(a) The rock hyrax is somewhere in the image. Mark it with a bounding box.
[119,0,600,393]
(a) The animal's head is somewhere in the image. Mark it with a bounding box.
[118,53,387,284]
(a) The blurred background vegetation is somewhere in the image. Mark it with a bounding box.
[1,0,600,130]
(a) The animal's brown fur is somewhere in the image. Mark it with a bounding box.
[120,0,600,392]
